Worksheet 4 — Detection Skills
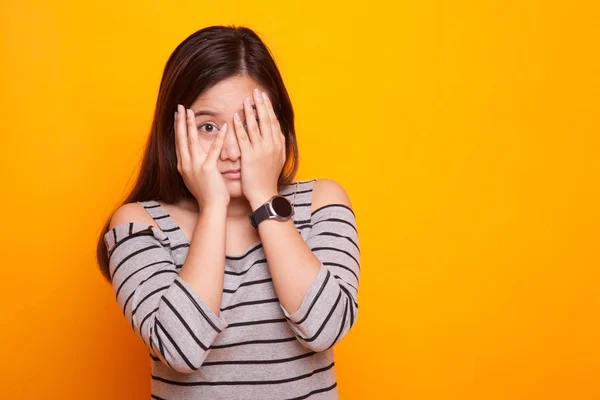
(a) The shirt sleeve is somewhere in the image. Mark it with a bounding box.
[279,204,360,352]
[104,222,228,373]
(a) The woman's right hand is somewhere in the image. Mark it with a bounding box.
[174,104,230,209]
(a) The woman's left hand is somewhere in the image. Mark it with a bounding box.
[232,88,286,210]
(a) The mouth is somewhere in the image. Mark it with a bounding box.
[222,169,241,179]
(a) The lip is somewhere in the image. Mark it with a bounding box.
[222,169,241,179]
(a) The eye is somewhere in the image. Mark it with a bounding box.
[198,122,219,134]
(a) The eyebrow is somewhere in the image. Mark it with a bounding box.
[194,105,257,118]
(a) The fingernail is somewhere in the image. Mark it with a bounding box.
[174,111,178,119]
[254,88,260,96]
[262,92,268,101]
[234,112,240,121]
[186,108,193,119]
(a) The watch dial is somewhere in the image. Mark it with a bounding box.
[272,196,292,217]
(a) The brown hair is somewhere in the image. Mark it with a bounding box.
[95,25,300,283]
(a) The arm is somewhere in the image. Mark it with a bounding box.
[250,179,360,352]
[177,203,228,316]
[105,202,228,373]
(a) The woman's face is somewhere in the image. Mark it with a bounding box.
[188,74,268,198]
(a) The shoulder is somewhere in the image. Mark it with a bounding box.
[311,178,353,214]
[104,202,171,255]
[109,202,157,231]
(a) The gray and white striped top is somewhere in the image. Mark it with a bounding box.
[103,178,360,399]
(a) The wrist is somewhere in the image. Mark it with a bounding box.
[199,203,228,216]
[248,191,278,212]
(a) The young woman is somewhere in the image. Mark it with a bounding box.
[96,25,360,399]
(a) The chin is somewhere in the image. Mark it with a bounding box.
[225,180,245,198]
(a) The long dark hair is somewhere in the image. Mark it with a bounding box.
[95,25,300,283]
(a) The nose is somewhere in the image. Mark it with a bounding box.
[219,121,241,160]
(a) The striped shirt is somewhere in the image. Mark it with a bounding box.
[103,178,360,399]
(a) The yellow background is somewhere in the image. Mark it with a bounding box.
[1,0,598,399]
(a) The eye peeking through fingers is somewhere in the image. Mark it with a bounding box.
[198,122,220,134]
[197,118,258,134]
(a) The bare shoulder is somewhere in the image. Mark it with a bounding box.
[109,202,157,231]
[311,178,353,213]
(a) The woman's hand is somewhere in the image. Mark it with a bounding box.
[174,103,230,209]
[232,88,286,209]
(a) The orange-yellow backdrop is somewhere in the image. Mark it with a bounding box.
[1,0,598,399]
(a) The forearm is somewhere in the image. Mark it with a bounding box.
[257,217,321,314]
[178,205,228,316]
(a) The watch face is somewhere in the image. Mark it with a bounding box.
[271,196,292,217]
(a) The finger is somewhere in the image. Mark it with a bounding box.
[261,91,281,143]
[243,95,261,145]
[233,112,251,154]
[205,122,227,166]
[186,108,206,164]
[174,111,181,170]
[175,104,191,170]
[253,88,272,145]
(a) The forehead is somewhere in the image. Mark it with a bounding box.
[190,74,267,112]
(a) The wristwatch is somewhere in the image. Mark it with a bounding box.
[249,195,295,228]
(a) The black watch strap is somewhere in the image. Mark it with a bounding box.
[249,203,270,229]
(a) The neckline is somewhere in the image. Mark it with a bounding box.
[149,180,306,261]
[151,200,264,261]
